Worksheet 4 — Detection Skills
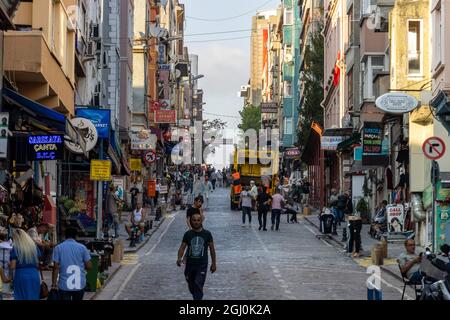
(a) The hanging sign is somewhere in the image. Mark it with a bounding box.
[75,108,111,139]
[90,160,112,181]
[130,130,157,150]
[362,122,383,154]
[65,117,98,154]
[375,92,419,114]
[144,150,156,165]
[0,112,9,159]
[147,180,156,197]
[155,109,177,123]
[422,136,446,160]
[28,135,64,160]
[386,204,405,233]
[129,158,142,171]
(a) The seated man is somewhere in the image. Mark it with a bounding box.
[398,239,423,284]
[125,203,146,240]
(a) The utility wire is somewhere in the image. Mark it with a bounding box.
[185,35,251,43]
[203,112,241,119]
[186,0,277,22]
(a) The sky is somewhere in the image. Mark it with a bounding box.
[184,0,280,168]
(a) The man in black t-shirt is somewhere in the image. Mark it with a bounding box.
[186,196,204,229]
[177,213,216,300]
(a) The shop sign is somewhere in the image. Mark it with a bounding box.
[0,112,9,159]
[354,146,362,161]
[129,158,142,171]
[155,109,176,124]
[65,117,98,154]
[130,130,157,150]
[386,204,405,233]
[375,92,419,114]
[159,185,168,194]
[321,136,349,150]
[75,108,110,139]
[157,45,166,64]
[90,160,112,181]
[148,180,156,197]
[362,123,383,154]
[284,147,301,159]
[261,102,278,113]
[112,176,125,200]
[158,64,170,70]
[28,135,64,160]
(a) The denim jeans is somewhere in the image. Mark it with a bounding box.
[184,263,208,300]
[271,209,281,230]
[258,210,268,229]
[59,289,85,301]
[242,206,252,224]
[336,208,345,222]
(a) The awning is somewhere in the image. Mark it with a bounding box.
[3,88,87,156]
[337,132,361,151]
[121,154,131,176]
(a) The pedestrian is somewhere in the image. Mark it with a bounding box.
[27,222,53,269]
[0,230,12,300]
[249,180,258,211]
[302,178,310,206]
[348,213,363,258]
[201,177,214,209]
[210,170,217,190]
[125,203,146,240]
[240,186,253,227]
[51,227,92,300]
[329,188,339,235]
[271,189,285,231]
[105,185,120,238]
[9,229,41,300]
[130,184,140,211]
[336,192,348,225]
[186,197,204,229]
[256,186,271,231]
[216,170,223,188]
[177,213,216,300]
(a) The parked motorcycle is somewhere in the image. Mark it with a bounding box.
[419,245,450,300]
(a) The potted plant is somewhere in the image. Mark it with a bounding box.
[356,198,370,224]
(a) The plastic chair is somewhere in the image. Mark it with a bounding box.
[398,264,422,300]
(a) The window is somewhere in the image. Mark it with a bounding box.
[361,0,376,16]
[347,6,354,46]
[347,68,353,111]
[284,117,293,135]
[407,20,422,76]
[361,55,385,100]
[284,8,293,25]
[432,4,442,70]
[284,81,292,97]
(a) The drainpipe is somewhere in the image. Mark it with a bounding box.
[411,193,426,222]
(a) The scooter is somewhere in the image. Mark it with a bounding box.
[419,245,450,300]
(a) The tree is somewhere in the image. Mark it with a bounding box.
[238,105,261,133]
[202,118,227,156]
[297,23,324,149]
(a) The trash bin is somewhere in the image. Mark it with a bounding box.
[86,252,99,292]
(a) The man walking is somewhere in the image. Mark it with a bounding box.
[240,186,253,227]
[271,190,285,231]
[256,186,271,231]
[177,213,216,300]
[130,184,140,211]
[51,227,92,300]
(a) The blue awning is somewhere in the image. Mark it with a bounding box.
[3,87,87,156]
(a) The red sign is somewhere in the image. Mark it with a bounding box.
[284,148,301,159]
[148,180,156,197]
[155,109,177,123]
[150,101,160,112]
[422,136,446,160]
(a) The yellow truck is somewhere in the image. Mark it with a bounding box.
[230,148,279,210]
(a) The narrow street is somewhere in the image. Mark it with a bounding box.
[95,187,410,300]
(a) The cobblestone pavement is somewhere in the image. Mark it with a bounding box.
[95,188,414,300]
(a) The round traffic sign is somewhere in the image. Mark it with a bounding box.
[144,150,156,164]
[422,136,446,160]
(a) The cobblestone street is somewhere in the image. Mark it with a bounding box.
[95,188,413,300]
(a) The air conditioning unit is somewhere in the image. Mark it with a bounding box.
[85,42,95,56]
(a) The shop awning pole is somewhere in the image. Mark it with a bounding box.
[96,139,104,239]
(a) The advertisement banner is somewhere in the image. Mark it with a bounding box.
[130,130,157,150]
[0,112,9,159]
[28,135,64,160]
[129,158,142,171]
[284,147,301,159]
[155,109,177,124]
[321,136,349,150]
[261,102,278,113]
[112,176,125,200]
[362,122,383,154]
[386,204,405,233]
[90,160,112,181]
[147,180,156,197]
[76,108,111,139]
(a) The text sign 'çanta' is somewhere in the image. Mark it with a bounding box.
[28,135,64,160]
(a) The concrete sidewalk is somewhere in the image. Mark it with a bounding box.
[302,212,423,282]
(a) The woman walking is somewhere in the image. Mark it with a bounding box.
[10,229,41,300]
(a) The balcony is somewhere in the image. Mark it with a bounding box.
[4,31,75,115]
